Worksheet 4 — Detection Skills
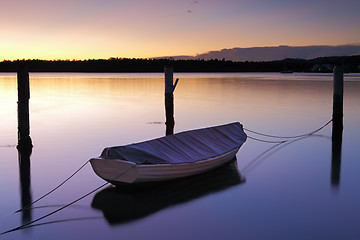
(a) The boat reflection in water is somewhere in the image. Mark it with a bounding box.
[91,158,245,225]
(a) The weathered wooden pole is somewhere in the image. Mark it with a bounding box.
[17,62,32,147]
[164,66,179,136]
[17,62,33,223]
[331,66,343,187]
[332,66,344,123]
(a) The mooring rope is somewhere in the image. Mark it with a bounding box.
[246,136,287,144]
[1,164,136,235]
[1,213,101,230]
[14,216,103,231]
[0,183,108,235]
[14,160,91,214]
[241,135,308,174]
[244,118,333,142]
[241,141,284,174]
[241,134,331,176]
[240,119,334,175]
[0,160,91,221]
[241,118,334,176]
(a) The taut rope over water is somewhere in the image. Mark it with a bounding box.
[1,164,136,235]
[15,160,91,213]
[244,118,333,143]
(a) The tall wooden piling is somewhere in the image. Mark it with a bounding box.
[332,66,344,123]
[164,66,179,136]
[17,62,32,147]
[331,66,343,187]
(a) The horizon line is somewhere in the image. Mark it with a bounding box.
[2,43,360,62]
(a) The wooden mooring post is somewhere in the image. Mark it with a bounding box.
[164,66,179,136]
[17,62,32,147]
[331,66,343,187]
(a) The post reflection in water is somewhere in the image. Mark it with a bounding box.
[331,118,343,188]
[17,142,32,224]
[17,63,33,225]
[91,159,244,225]
[165,93,175,136]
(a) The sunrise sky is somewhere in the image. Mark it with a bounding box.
[1,0,359,60]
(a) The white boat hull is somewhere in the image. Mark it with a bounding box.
[90,147,240,184]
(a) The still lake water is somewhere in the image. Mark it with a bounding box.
[0,72,359,240]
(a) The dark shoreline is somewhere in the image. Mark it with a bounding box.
[1,55,359,73]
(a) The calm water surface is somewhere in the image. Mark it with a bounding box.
[0,72,359,240]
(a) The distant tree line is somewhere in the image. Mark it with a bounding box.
[0,55,359,73]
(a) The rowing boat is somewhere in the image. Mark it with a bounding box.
[90,122,247,185]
